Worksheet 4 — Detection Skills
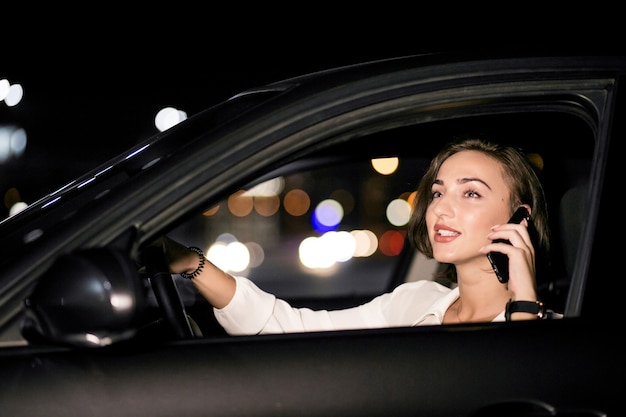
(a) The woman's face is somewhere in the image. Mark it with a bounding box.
[426,150,512,266]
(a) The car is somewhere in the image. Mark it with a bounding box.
[0,52,623,416]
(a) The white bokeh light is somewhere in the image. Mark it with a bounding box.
[0,126,27,162]
[0,79,9,101]
[298,230,357,269]
[386,198,412,226]
[207,243,229,271]
[206,238,251,273]
[9,201,28,216]
[323,231,356,262]
[244,177,285,196]
[314,199,344,227]
[4,84,23,107]
[225,241,250,272]
[155,106,188,131]
[351,229,378,257]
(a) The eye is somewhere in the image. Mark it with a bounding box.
[431,190,442,199]
[464,189,481,198]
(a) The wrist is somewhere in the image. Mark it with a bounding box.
[180,247,205,279]
[505,299,546,321]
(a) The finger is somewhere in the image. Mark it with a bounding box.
[488,224,533,251]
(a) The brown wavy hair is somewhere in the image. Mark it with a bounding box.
[407,138,550,283]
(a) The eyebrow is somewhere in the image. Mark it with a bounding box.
[432,177,492,190]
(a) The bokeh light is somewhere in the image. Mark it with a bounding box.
[298,231,356,269]
[0,79,9,101]
[371,157,399,175]
[206,236,252,273]
[283,189,310,216]
[386,198,412,226]
[4,83,23,107]
[254,195,280,216]
[378,230,406,256]
[351,229,378,257]
[312,199,343,233]
[155,106,188,131]
[228,190,254,217]
[0,126,27,163]
[245,177,284,196]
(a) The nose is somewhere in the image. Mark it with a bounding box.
[431,195,452,219]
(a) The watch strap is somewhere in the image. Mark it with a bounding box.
[505,300,546,321]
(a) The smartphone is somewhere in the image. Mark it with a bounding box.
[487,206,531,283]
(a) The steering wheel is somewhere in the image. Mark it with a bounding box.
[140,246,197,339]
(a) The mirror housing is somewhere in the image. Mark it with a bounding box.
[22,248,146,347]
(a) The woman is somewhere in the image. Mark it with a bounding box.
[160,138,551,335]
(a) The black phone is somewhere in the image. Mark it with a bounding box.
[487,206,531,283]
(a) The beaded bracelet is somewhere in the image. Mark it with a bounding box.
[180,246,205,279]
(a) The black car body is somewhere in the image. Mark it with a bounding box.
[0,53,623,416]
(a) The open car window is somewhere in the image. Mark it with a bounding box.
[167,110,594,336]
[170,155,436,300]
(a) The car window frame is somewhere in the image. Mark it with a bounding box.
[0,56,620,346]
[165,106,599,333]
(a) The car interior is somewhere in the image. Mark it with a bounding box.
[134,109,594,339]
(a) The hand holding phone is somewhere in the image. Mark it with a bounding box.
[487,207,531,283]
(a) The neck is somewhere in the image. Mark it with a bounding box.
[452,269,510,323]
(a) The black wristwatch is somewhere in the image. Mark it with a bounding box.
[505,300,546,321]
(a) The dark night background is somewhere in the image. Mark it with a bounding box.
[0,43,433,218]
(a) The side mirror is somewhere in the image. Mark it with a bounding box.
[22,248,146,347]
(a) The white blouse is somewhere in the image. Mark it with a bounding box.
[214,276,506,335]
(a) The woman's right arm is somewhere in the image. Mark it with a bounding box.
[157,236,390,334]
